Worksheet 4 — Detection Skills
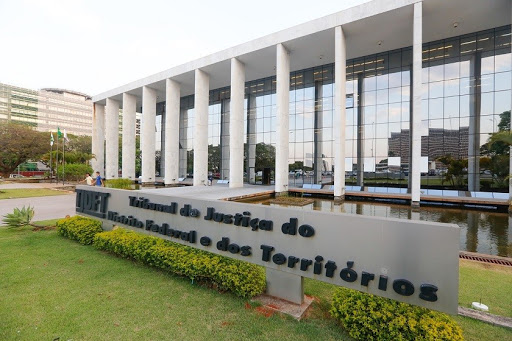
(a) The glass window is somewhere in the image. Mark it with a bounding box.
[429,81,444,98]
[444,79,460,97]
[429,98,444,119]
[444,97,459,119]
[377,89,388,104]
[495,90,511,115]
[363,106,376,125]
[495,71,511,91]
[495,51,512,72]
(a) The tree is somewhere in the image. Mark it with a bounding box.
[289,161,304,172]
[117,135,142,176]
[40,134,93,170]
[0,121,48,176]
[480,110,511,189]
[67,134,92,154]
[208,144,221,172]
[255,143,275,171]
[436,154,467,187]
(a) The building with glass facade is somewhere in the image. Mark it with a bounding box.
[91,0,511,206]
[0,83,93,136]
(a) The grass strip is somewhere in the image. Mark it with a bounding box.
[0,188,68,200]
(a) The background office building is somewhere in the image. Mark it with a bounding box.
[0,83,93,136]
[91,0,512,205]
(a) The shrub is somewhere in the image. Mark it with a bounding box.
[2,206,35,228]
[93,228,266,298]
[56,216,102,245]
[56,163,93,182]
[330,287,463,341]
[105,178,133,189]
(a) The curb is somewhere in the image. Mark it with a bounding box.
[458,306,512,329]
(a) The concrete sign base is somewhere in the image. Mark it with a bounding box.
[252,294,314,320]
[266,268,304,305]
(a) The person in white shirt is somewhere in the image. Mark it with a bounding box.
[82,173,93,186]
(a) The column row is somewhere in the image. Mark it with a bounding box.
[92,2,423,205]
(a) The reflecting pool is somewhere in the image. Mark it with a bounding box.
[239,197,512,258]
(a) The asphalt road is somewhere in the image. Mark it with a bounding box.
[0,194,76,222]
[0,182,76,222]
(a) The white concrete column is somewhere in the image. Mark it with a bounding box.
[165,79,180,185]
[334,26,347,200]
[92,103,105,175]
[275,43,290,193]
[122,93,136,180]
[193,69,209,186]
[141,86,157,184]
[105,98,120,179]
[410,1,423,206]
[229,58,245,188]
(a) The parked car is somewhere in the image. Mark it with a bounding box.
[9,174,25,178]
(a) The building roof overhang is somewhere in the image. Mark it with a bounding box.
[92,0,511,107]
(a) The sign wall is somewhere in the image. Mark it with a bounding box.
[76,186,460,314]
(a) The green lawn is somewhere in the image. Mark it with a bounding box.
[0,188,68,200]
[0,225,349,341]
[0,225,510,340]
[458,259,512,318]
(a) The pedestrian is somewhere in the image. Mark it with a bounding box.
[94,171,105,187]
[82,173,93,186]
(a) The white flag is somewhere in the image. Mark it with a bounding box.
[63,129,69,143]
[50,132,54,146]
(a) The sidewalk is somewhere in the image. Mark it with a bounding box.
[0,192,76,221]
[0,181,75,190]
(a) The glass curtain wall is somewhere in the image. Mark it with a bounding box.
[345,49,412,191]
[245,78,276,184]
[289,65,334,187]
[179,95,195,178]
[155,102,164,176]
[170,25,510,192]
[208,88,230,180]
[421,26,511,193]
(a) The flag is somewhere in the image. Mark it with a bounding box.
[57,127,62,138]
[63,129,69,143]
[50,132,54,146]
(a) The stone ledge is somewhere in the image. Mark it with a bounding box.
[458,306,512,329]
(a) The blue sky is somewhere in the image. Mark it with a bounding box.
[0,0,369,96]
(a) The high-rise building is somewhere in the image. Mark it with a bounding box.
[0,83,93,136]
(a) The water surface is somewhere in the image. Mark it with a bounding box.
[239,197,512,258]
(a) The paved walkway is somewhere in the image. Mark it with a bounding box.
[0,193,76,222]
[0,181,75,190]
[138,184,274,200]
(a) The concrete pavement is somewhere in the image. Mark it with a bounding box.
[138,184,274,200]
[0,194,76,222]
[0,181,76,221]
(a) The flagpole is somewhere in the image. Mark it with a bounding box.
[62,135,65,185]
[56,133,59,183]
[50,134,53,184]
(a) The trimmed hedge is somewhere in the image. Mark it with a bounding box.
[56,216,102,245]
[92,228,266,298]
[330,287,463,341]
[105,178,133,189]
